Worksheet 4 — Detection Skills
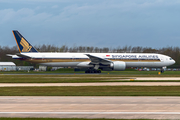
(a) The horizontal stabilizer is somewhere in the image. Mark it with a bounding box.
[16,53,31,58]
[6,54,14,57]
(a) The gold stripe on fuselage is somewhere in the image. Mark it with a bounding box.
[25,59,90,63]
[23,58,161,63]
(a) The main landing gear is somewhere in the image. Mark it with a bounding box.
[161,69,164,73]
[85,69,101,73]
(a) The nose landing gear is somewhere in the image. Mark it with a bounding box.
[161,66,166,73]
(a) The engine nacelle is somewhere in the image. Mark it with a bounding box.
[110,61,126,71]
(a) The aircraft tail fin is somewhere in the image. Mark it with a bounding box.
[12,30,38,53]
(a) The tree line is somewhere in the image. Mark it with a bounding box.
[0,44,180,67]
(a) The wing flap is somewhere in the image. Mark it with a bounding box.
[85,54,112,65]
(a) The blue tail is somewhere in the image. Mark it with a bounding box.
[12,30,38,53]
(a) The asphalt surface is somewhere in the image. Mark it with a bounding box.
[0,96,180,119]
[1,75,180,119]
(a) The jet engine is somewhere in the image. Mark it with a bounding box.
[110,61,126,71]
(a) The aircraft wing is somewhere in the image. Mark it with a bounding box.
[85,54,112,65]
[16,53,31,59]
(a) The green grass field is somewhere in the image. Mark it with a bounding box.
[1,70,180,76]
[1,73,180,83]
[0,86,180,96]
[0,75,130,83]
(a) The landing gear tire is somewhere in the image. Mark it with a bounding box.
[85,69,101,74]
[85,69,91,73]
[161,70,164,73]
[85,69,90,73]
[97,70,101,73]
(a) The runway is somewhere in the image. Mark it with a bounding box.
[1,76,180,119]
[1,96,180,119]
[1,82,180,87]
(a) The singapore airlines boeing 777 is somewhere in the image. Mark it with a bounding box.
[8,30,175,73]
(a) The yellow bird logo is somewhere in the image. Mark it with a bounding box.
[20,38,32,52]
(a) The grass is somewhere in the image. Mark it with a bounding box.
[1,73,180,83]
[102,70,180,76]
[1,74,180,83]
[0,75,129,83]
[1,70,180,76]
[0,86,180,96]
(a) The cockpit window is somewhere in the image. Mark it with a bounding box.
[170,58,172,60]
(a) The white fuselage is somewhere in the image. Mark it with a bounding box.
[12,52,175,70]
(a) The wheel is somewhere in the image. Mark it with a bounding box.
[97,70,101,73]
[85,70,90,73]
[94,70,97,73]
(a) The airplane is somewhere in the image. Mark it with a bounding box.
[7,30,175,73]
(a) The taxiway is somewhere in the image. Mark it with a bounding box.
[0,96,180,119]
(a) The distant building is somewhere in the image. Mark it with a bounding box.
[16,66,34,71]
[39,66,47,71]
[0,62,16,71]
[52,67,63,71]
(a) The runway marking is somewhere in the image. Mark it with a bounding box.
[1,112,180,114]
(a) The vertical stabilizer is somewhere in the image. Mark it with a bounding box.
[12,30,38,53]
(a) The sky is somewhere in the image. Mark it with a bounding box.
[1,0,180,48]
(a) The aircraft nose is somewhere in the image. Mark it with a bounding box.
[173,60,176,64]
[172,59,176,64]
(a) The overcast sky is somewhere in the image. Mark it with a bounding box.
[1,0,180,48]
